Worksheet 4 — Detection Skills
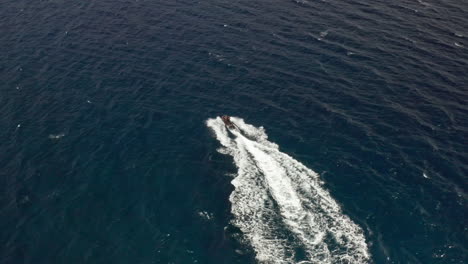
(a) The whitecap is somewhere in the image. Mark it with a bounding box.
[49,133,65,139]
[319,30,329,38]
[198,211,213,220]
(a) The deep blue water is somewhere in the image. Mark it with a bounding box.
[1,0,467,263]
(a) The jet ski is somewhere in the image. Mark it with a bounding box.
[221,115,236,129]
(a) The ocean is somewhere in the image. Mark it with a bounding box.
[0,0,467,263]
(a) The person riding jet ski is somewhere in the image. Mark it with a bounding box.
[221,115,236,129]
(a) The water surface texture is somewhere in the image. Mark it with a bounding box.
[1,0,467,263]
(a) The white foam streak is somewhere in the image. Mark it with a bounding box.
[207,117,370,264]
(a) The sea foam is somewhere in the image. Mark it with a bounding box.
[207,117,370,264]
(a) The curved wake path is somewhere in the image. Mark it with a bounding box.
[207,117,370,264]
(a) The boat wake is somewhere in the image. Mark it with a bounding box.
[206,117,371,264]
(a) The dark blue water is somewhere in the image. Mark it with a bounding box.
[1,0,467,263]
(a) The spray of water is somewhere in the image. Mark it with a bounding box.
[207,117,370,264]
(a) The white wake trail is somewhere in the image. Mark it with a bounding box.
[207,117,370,264]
